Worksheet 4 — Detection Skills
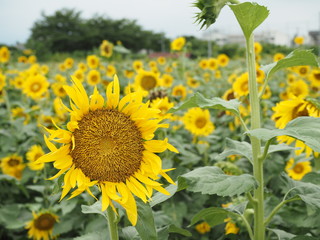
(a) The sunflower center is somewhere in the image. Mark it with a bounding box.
[314,73,320,81]
[141,76,157,91]
[195,117,207,128]
[31,83,41,92]
[175,89,182,96]
[34,153,43,161]
[34,214,56,230]
[241,81,248,92]
[8,159,20,166]
[91,75,98,83]
[293,163,304,174]
[292,104,309,119]
[70,108,144,182]
[104,46,110,54]
[299,68,307,75]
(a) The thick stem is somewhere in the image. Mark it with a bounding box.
[107,207,119,240]
[246,34,264,240]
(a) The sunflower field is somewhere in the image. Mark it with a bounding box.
[1,1,320,240]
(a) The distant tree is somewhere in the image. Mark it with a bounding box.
[26,9,169,57]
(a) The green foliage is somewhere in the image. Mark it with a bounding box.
[190,207,229,226]
[229,2,269,40]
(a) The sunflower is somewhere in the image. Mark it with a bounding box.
[77,62,87,72]
[133,60,144,72]
[18,56,28,63]
[256,68,265,83]
[148,61,157,69]
[106,65,117,78]
[224,218,240,235]
[207,58,218,71]
[260,85,272,99]
[187,77,200,88]
[195,222,211,234]
[86,69,101,86]
[64,58,74,70]
[157,56,166,65]
[285,158,312,180]
[37,75,178,225]
[0,73,6,91]
[52,83,67,98]
[295,66,310,77]
[11,107,30,125]
[254,42,262,54]
[170,37,186,51]
[0,46,10,63]
[73,69,85,82]
[286,79,309,99]
[25,211,59,240]
[294,36,304,45]
[198,59,208,69]
[309,68,320,87]
[124,70,135,79]
[40,65,49,75]
[28,55,37,64]
[215,70,221,79]
[53,97,68,120]
[27,145,45,171]
[232,73,249,97]
[217,54,229,67]
[86,55,100,69]
[100,40,113,58]
[54,74,67,83]
[222,88,235,101]
[1,154,25,180]
[172,85,187,100]
[23,75,49,100]
[150,97,174,119]
[135,70,159,91]
[273,53,285,62]
[183,107,214,137]
[160,74,174,87]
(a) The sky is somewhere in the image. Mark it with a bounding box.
[0,0,319,45]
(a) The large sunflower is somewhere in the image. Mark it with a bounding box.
[37,75,178,225]
[25,211,59,240]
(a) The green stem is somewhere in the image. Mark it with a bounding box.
[239,214,255,240]
[259,138,274,162]
[3,90,13,122]
[107,207,119,240]
[238,114,250,132]
[264,197,300,227]
[246,34,264,240]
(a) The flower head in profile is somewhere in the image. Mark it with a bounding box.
[170,37,186,51]
[285,158,312,180]
[0,46,10,63]
[37,75,178,225]
[25,211,59,240]
[195,222,211,234]
[224,218,240,235]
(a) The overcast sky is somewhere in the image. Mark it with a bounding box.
[1,0,319,45]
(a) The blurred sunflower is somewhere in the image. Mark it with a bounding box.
[106,65,117,78]
[135,69,159,91]
[233,73,249,97]
[285,158,312,180]
[124,69,135,79]
[198,59,208,69]
[224,218,240,235]
[25,211,59,240]
[73,69,85,82]
[222,88,235,101]
[18,56,28,63]
[295,65,310,77]
[286,79,309,98]
[309,68,320,87]
[273,53,285,62]
[100,40,113,58]
[157,56,166,65]
[217,54,229,67]
[149,61,157,69]
[86,69,101,86]
[254,42,262,54]
[150,97,174,119]
[0,73,6,91]
[37,75,177,225]
[11,107,30,125]
[172,84,187,99]
[86,55,100,69]
[183,107,214,137]
[187,77,200,88]
[52,82,67,98]
[28,55,37,64]
[294,36,304,45]
[64,58,74,70]
[133,60,144,72]
[170,37,186,51]
[160,74,174,87]
[23,75,49,100]
[77,62,87,72]
[1,154,25,180]
[26,145,45,171]
[208,58,218,70]
[195,222,211,234]
[0,46,10,63]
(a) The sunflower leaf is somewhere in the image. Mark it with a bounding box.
[229,2,269,40]
[190,207,229,227]
[135,200,157,240]
[81,201,107,220]
[178,166,258,196]
[216,138,252,163]
[261,49,319,82]
[168,92,240,116]
[247,117,320,153]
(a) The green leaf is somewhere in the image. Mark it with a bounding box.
[247,117,320,153]
[291,236,319,240]
[229,2,269,40]
[190,207,229,226]
[168,224,192,237]
[179,166,258,196]
[268,228,295,240]
[150,184,178,207]
[262,49,319,81]
[216,138,252,163]
[168,92,240,116]
[73,230,108,240]
[135,200,157,240]
[302,172,320,185]
[81,201,107,220]
[122,226,139,240]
